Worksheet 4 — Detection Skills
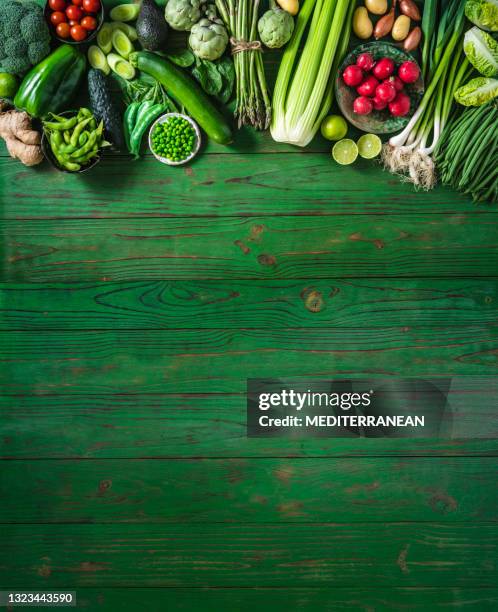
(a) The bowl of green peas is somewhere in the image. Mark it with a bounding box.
[148,113,201,166]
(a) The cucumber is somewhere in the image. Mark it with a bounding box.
[88,45,110,75]
[107,53,136,80]
[112,29,134,59]
[110,3,141,22]
[129,51,233,145]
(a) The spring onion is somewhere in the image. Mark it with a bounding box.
[270,0,354,147]
[382,0,471,189]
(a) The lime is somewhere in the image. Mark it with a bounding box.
[332,139,358,165]
[321,114,348,141]
[0,73,19,98]
[357,133,382,159]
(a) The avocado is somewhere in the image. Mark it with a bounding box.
[137,0,169,51]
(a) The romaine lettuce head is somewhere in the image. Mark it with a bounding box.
[464,27,498,76]
[465,0,498,31]
[455,76,498,105]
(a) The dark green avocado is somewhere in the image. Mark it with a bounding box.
[137,0,169,51]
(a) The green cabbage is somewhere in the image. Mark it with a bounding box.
[465,0,498,31]
[454,76,498,105]
[464,27,498,76]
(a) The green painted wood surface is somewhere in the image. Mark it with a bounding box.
[2,279,498,330]
[3,214,498,282]
[1,524,497,587]
[2,394,497,458]
[1,2,497,605]
[3,328,498,394]
[1,458,496,523]
[54,587,498,611]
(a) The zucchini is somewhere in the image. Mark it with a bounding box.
[129,51,233,145]
[88,68,125,151]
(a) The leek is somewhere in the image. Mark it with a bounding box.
[271,0,354,147]
[382,0,470,189]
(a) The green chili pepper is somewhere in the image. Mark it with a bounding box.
[124,102,140,153]
[130,103,166,159]
[43,116,79,131]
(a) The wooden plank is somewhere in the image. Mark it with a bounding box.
[1,458,496,523]
[2,279,498,330]
[1,394,496,458]
[0,155,481,220]
[1,524,496,587]
[3,327,498,394]
[64,587,498,611]
[3,214,498,282]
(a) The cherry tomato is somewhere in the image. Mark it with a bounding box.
[66,4,83,20]
[68,19,78,25]
[82,0,100,13]
[50,10,67,25]
[49,0,66,10]
[70,24,87,41]
[81,15,97,30]
[56,22,71,38]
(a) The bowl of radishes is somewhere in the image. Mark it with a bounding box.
[335,42,424,135]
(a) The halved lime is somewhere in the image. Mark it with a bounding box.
[110,3,140,22]
[111,21,138,41]
[321,115,348,141]
[107,53,136,80]
[88,45,110,75]
[112,29,134,59]
[332,139,358,165]
[97,23,113,54]
[357,133,382,159]
[0,72,18,98]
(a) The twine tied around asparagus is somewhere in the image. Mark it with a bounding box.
[230,37,263,54]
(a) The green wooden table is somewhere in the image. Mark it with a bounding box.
[1,3,498,609]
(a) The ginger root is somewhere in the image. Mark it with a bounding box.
[0,100,44,167]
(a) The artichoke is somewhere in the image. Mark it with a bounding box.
[258,8,294,49]
[189,18,228,61]
[165,0,204,32]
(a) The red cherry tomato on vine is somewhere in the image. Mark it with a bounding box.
[49,0,66,10]
[56,22,71,38]
[82,0,100,13]
[81,15,97,30]
[70,24,87,41]
[50,10,67,25]
[66,4,83,20]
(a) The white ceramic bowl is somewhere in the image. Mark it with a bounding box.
[148,113,201,166]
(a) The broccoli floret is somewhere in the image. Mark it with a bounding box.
[0,0,50,76]
[28,41,50,66]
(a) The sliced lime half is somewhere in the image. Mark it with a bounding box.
[357,133,382,159]
[332,139,358,165]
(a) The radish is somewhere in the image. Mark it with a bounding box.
[398,61,420,84]
[388,75,404,91]
[356,52,374,72]
[343,65,363,87]
[372,96,387,110]
[357,75,379,97]
[354,96,373,115]
[375,81,397,103]
[389,92,411,117]
[373,57,395,80]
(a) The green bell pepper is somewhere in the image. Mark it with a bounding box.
[14,45,87,119]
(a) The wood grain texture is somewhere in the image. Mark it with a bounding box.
[0,154,482,220]
[1,458,496,523]
[1,524,497,587]
[66,587,498,611]
[3,214,498,282]
[1,394,497,459]
[2,279,498,330]
[3,327,498,394]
